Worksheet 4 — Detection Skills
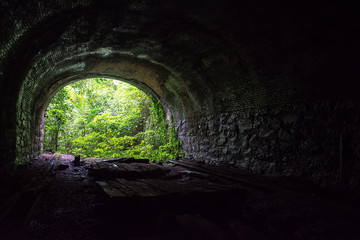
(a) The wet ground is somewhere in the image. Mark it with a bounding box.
[1,154,360,239]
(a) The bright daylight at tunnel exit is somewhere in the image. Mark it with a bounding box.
[44,78,183,162]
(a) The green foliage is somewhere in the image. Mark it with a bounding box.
[44,78,183,162]
[44,88,71,152]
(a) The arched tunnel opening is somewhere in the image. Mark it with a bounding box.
[1,1,360,239]
[16,55,191,166]
[41,77,182,161]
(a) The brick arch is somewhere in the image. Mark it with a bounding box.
[16,54,196,164]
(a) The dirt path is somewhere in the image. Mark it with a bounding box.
[2,154,360,240]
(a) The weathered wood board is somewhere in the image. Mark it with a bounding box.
[98,157,149,164]
[96,178,247,215]
[97,178,244,198]
[89,162,169,180]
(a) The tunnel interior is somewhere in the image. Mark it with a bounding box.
[1,1,360,239]
[1,0,359,186]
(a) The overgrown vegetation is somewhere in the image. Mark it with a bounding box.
[44,78,183,162]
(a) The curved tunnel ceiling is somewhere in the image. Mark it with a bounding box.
[17,5,214,122]
[21,53,196,122]
[13,1,311,124]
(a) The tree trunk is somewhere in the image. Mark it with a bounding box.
[54,130,59,152]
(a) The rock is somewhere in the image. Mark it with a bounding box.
[73,155,81,166]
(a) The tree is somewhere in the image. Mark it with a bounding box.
[44,88,70,151]
[44,78,183,162]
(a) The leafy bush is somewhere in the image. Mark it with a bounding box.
[45,78,183,162]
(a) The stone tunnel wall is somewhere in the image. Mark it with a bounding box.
[178,99,360,187]
[16,106,33,164]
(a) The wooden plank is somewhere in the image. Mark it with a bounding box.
[112,163,129,171]
[98,157,150,164]
[107,180,137,197]
[96,181,127,197]
[169,160,360,217]
[169,160,267,191]
[120,163,142,173]
[136,179,168,195]
[181,181,216,193]
[170,160,313,194]
[90,162,169,180]
[127,163,148,172]
[115,179,158,197]
[111,162,127,171]
[96,161,110,169]
[97,177,246,201]
[133,163,152,172]
[113,179,142,196]
[138,179,174,194]
[140,179,188,195]
[131,180,165,196]
[178,180,239,194]
[146,163,167,171]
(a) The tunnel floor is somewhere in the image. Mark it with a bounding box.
[1,154,360,240]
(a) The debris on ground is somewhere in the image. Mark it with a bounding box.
[1,153,360,240]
